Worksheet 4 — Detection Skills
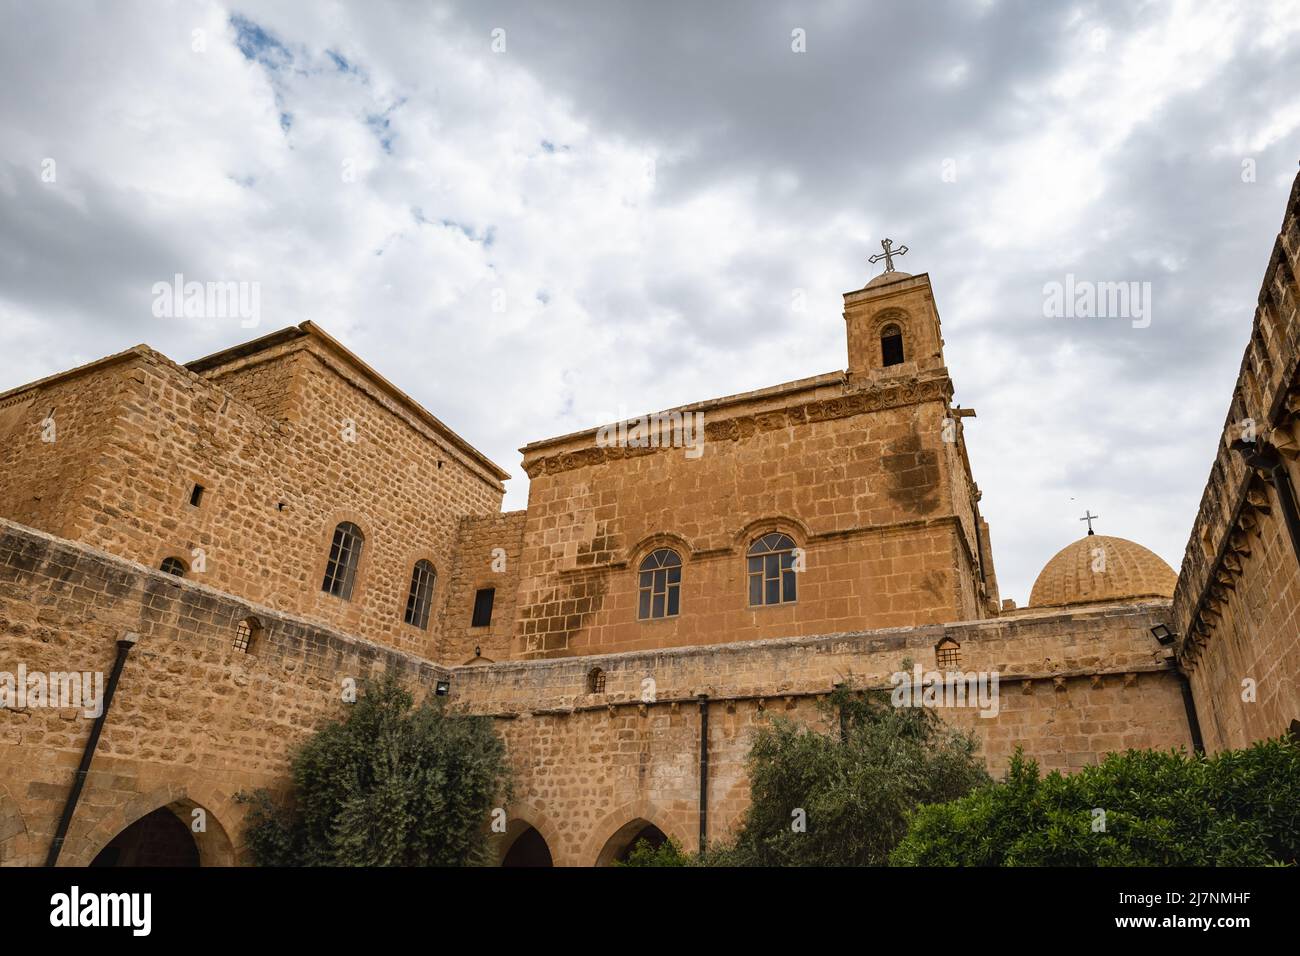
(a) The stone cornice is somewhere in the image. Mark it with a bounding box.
[0,516,446,679]
[556,513,975,577]
[447,601,1172,714]
[1174,172,1300,671]
[189,322,511,486]
[462,667,1176,720]
[1177,458,1276,673]
[0,345,147,404]
[842,271,934,308]
[522,371,953,478]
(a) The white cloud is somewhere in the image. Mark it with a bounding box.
[2,0,1300,606]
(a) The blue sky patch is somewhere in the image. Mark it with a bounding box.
[366,112,393,153]
[326,49,360,75]
[230,14,292,70]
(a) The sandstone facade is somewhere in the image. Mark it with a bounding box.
[1173,171,1300,752]
[0,325,507,658]
[0,517,1187,866]
[2,173,1298,866]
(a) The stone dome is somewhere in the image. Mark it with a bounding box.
[1028,534,1177,608]
[864,270,912,288]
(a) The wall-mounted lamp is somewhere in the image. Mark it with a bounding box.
[1150,624,1176,646]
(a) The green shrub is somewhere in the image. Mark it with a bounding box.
[712,684,990,866]
[616,837,693,867]
[240,675,510,866]
[892,736,1300,866]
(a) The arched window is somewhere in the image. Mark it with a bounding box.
[638,548,681,620]
[160,557,187,577]
[880,323,905,366]
[747,533,798,606]
[587,667,606,694]
[936,637,961,669]
[322,522,364,600]
[234,616,262,654]
[404,560,436,630]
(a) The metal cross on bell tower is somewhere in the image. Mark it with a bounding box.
[1079,510,1100,535]
[868,237,909,274]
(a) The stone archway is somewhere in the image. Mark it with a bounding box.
[91,806,200,866]
[63,785,238,867]
[501,825,553,867]
[584,800,691,867]
[495,806,562,866]
[595,819,669,866]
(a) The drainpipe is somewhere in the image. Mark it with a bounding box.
[1172,666,1205,755]
[45,633,138,866]
[833,682,848,742]
[696,694,709,854]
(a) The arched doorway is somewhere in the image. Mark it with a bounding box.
[81,796,235,867]
[501,825,553,867]
[595,818,669,866]
[90,807,199,867]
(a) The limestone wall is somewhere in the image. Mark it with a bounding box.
[438,510,527,664]
[1174,171,1300,751]
[0,350,139,541]
[1,517,1193,867]
[454,599,1194,863]
[0,332,506,658]
[0,518,446,866]
[513,373,990,658]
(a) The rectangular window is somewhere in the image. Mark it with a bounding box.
[189,483,205,507]
[781,551,798,603]
[748,550,797,606]
[471,587,495,627]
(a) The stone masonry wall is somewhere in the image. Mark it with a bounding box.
[0,332,506,658]
[457,599,1194,864]
[0,509,1210,868]
[0,519,447,867]
[201,348,303,422]
[0,517,1193,867]
[0,352,139,541]
[513,376,989,659]
[1174,170,1300,751]
[438,510,527,664]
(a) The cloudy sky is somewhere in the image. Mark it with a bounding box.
[2,0,1299,604]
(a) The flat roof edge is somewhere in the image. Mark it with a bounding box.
[520,369,847,455]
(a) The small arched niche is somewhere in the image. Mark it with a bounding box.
[880,322,905,367]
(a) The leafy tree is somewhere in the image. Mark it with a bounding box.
[709,684,990,866]
[892,736,1300,866]
[616,837,693,867]
[240,675,510,866]
[238,789,299,867]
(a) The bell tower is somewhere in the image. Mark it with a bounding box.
[843,240,946,387]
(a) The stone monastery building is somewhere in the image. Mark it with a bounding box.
[2,173,1299,866]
